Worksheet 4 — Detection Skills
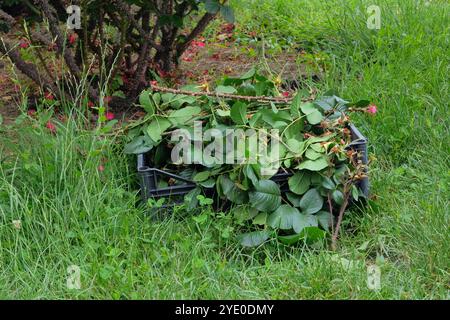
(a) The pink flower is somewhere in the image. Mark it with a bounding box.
[367,104,378,114]
[105,112,115,120]
[46,121,56,133]
[282,92,290,97]
[27,109,36,117]
[98,165,105,172]
[150,80,158,87]
[182,56,193,62]
[87,101,95,108]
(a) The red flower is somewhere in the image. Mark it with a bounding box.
[46,121,56,133]
[68,33,78,45]
[44,92,54,100]
[282,91,290,97]
[105,112,115,120]
[192,40,205,48]
[19,39,29,49]
[88,101,95,108]
[150,80,158,87]
[27,109,36,117]
[182,56,193,62]
[98,165,105,172]
[367,104,378,114]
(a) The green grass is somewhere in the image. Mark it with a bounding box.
[0,0,449,299]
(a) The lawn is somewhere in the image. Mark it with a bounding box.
[0,0,448,299]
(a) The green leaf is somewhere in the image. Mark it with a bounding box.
[332,190,344,205]
[299,226,326,242]
[267,205,302,230]
[169,106,201,125]
[321,176,336,190]
[310,143,326,152]
[300,102,317,115]
[352,185,360,201]
[244,165,259,186]
[253,212,268,225]
[316,211,332,231]
[286,192,302,207]
[306,110,324,125]
[230,101,248,125]
[0,114,3,126]
[238,230,271,247]
[305,148,323,160]
[139,90,155,115]
[204,0,220,13]
[294,212,318,233]
[278,225,324,245]
[216,109,230,117]
[193,171,210,182]
[290,92,303,118]
[219,175,248,204]
[124,136,153,154]
[215,85,237,94]
[300,188,324,214]
[296,157,329,171]
[288,171,311,195]
[286,139,306,155]
[184,187,201,211]
[284,120,304,140]
[146,116,171,142]
[240,67,256,80]
[220,5,235,23]
[234,205,259,222]
[249,180,281,212]
[278,233,302,245]
[199,178,215,188]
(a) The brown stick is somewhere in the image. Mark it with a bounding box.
[112,0,163,51]
[176,12,216,57]
[331,187,351,251]
[327,192,334,236]
[150,85,306,104]
[0,40,56,93]
[36,0,82,77]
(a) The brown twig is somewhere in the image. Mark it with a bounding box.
[331,184,351,251]
[150,85,305,104]
[0,40,57,93]
[327,192,334,235]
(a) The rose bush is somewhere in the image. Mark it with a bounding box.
[0,0,234,108]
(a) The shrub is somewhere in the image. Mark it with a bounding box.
[0,0,234,108]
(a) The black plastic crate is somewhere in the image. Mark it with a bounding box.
[137,124,369,205]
